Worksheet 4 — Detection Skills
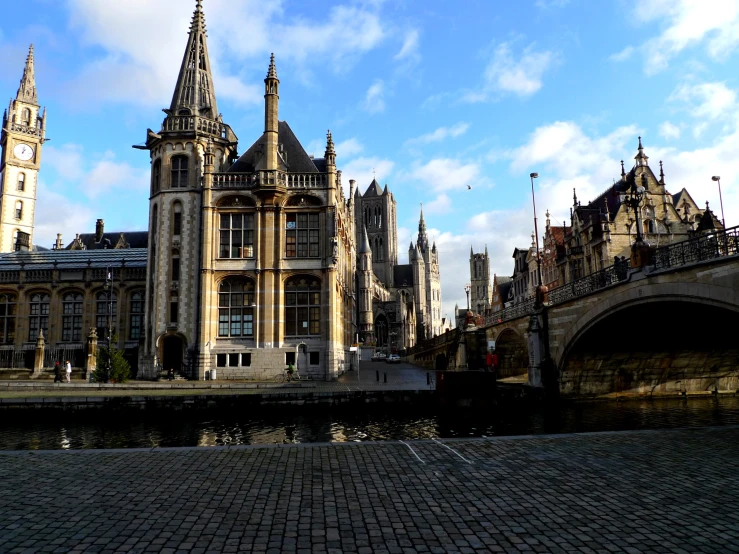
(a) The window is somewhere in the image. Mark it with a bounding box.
[216,353,251,367]
[309,352,319,365]
[129,291,144,340]
[62,293,83,342]
[0,294,16,344]
[21,108,31,126]
[17,173,25,191]
[171,255,180,281]
[218,279,255,337]
[152,160,161,193]
[219,214,255,258]
[15,201,22,220]
[96,291,117,340]
[241,353,251,367]
[170,300,178,323]
[285,213,319,257]
[284,277,321,336]
[171,155,188,188]
[28,293,50,341]
[286,352,296,365]
[173,212,182,236]
[216,354,227,367]
[228,353,239,367]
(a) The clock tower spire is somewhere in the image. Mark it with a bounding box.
[0,44,46,252]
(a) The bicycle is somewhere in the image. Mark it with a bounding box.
[274,368,301,382]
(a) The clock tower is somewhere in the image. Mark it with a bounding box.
[0,44,46,252]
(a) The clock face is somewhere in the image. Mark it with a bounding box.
[13,143,34,161]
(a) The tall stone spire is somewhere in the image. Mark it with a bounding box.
[16,44,38,105]
[169,0,218,119]
[263,53,280,171]
[417,205,428,252]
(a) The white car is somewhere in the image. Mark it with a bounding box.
[385,354,400,364]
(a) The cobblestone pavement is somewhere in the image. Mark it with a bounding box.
[1,427,738,553]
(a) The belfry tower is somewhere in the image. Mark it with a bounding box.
[135,0,238,376]
[0,45,46,252]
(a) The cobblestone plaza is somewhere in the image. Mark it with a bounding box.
[1,426,737,553]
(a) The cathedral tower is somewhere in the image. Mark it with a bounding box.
[135,0,238,376]
[469,246,491,314]
[354,179,397,285]
[0,45,45,252]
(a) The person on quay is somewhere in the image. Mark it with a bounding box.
[65,360,72,383]
[168,367,175,381]
[53,361,62,383]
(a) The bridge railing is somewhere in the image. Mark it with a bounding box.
[484,298,536,326]
[653,225,739,270]
[547,260,631,306]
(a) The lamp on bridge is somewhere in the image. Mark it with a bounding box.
[623,176,652,267]
[711,176,726,229]
[529,172,548,306]
[464,283,471,310]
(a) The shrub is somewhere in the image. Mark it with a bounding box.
[95,344,131,383]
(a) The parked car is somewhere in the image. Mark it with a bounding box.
[371,352,387,362]
[385,354,400,364]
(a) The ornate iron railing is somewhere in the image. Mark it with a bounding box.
[653,225,739,270]
[485,298,536,326]
[547,260,631,306]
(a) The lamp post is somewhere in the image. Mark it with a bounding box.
[464,283,471,310]
[104,266,113,382]
[711,176,726,228]
[529,172,546,306]
[624,179,646,244]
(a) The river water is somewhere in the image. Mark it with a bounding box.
[1,395,738,450]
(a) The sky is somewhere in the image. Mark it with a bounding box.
[2,0,739,322]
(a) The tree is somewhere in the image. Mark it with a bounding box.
[94,340,131,383]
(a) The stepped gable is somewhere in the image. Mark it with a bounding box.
[228,121,320,173]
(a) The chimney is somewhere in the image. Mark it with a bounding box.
[95,219,104,243]
[15,231,30,252]
[54,233,63,250]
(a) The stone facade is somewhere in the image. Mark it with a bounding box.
[469,247,491,315]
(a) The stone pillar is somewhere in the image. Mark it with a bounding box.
[32,329,45,378]
[86,327,98,380]
[527,312,546,388]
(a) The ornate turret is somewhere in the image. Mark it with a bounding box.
[168,0,218,119]
[264,53,280,171]
[16,45,38,105]
[325,130,336,168]
[635,136,649,167]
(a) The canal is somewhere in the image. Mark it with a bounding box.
[1,394,738,450]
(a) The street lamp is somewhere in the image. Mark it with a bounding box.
[529,172,546,305]
[464,283,471,310]
[711,176,726,228]
[624,177,647,244]
[104,266,113,382]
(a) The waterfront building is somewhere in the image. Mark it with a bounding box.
[490,274,512,313]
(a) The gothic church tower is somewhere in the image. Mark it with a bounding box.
[354,179,398,285]
[0,45,46,252]
[469,246,491,314]
[413,208,442,337]
[136,1,238,374]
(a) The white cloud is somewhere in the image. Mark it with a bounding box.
[406,158,482,192]
[609,45,635,62]
[669,81,738,121]
[34,182,94,249]
[423,194,453,215]
[405,123,470,146]
[43,144,85,181]
[362,80,385,113]
[341,156,394,197]
[63,0,388,108]
[464,42,556,102]
[659,121,681,140]
[633,0,739,74]
[84,152,149,199]
[336,138,364,158]
[394,29,420,63]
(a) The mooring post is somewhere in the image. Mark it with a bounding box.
[376,370,379,382]
[384,372,387,383]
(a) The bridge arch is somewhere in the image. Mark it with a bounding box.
[556,281,739,395]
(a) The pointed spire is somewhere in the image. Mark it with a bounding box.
[325,130,336,168]
[383,183,389,195]
[573,188,578,206]
[620,160,626,179]
[359,225,371,254]
[267,53,278,80]
[417,204,428,251]
[635,136,649,167]
[659,160,665,183]
[169,0,218,119]
[16,44,38,105]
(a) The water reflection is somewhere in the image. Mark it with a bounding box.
[1,395,738,450]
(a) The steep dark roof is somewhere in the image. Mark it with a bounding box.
[393,264,414,287]
[494,275,512,285]
[497,280,513,303]
[66,231,148,250]
[363,179,383,197]
[0,248,147,270]
[228,121,319,173]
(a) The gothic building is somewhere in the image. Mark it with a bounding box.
[469,246,492,315]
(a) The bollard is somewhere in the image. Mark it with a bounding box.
[376,370,380,382]
[426,373,430,385]
[384,372,387,383]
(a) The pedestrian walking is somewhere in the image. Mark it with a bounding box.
[485,351,493,373]
[53,361,62,383]
[491,352,499,376]
[65,360,72,383]
[168,367,174,381]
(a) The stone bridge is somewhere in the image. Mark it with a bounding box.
[409,228,739,396]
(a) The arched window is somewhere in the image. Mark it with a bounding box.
[21,108,31,126]
[379,237,384,261]
[285,277,321,336]
[218,279,255,337]
[0,294,17,344]
[15,201,22,220]
[129,291,144,340]
[96,291,117,340]
[62,293,83,342]
[17,173,25,192]
[219,213,255,258]
[152,159,161,194]
[172,202,182,236]
[171,155,188,188]
[171,250,180,281]
[28,293,50,341]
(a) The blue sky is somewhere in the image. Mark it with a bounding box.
[2,0,739,319]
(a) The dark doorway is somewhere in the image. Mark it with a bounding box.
[162,336,183,375]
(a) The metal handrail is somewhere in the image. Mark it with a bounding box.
[653,225,739,270]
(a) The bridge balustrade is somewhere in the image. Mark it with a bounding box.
[547,261,630,306]
[653,225,739,270]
